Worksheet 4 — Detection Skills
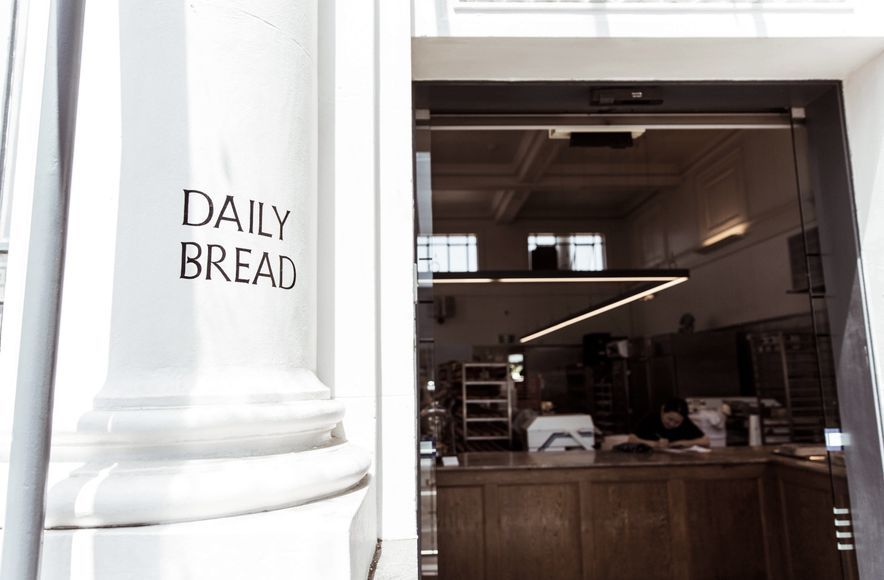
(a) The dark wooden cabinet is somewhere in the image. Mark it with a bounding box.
[777,463,857,580]
[436,486,486,580]
[682,477,769,579]
[436,452,853,580]
[591,479,673,580]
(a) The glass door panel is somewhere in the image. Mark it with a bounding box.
[788,115,857,579]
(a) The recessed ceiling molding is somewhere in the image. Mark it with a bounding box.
[514,131,563,182]
[519,276,690,343]
[491,189,532,223]
[427,269,688,284]
[431,173,681,191]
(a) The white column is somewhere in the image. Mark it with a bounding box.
[317,0,419,549]
[1,0,368,532]
[376,0,418,543]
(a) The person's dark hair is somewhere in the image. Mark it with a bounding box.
[661,397,689,418]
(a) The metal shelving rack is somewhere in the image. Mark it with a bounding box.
[460,363,513,450]
[748,332,834,444]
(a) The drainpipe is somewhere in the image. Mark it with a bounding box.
[0,1,85,578]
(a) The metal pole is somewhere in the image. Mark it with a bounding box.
[0,0,21,200]
[0,0,85,578]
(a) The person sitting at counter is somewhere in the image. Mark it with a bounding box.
[628,398,710,449]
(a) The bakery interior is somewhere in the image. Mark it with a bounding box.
[415,86,857,580]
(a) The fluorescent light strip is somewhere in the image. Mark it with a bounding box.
[498,276,679,283]
[428,278,495,284]
[519,278,688,344]
[428,276,683,284]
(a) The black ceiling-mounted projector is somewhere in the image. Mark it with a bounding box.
[569,132,634,149]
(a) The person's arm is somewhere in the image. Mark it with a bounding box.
[671,419,710,447]
[629,415,668,447]
[627,433,669,448]
[669,434,710,448]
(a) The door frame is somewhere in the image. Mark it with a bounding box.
[413,80,882,578]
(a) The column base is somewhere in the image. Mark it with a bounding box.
[13,477,375,580]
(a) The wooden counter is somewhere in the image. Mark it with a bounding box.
[436,448,856,580]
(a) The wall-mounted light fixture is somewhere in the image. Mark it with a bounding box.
[699,222,750,253]
[519,276,689,343]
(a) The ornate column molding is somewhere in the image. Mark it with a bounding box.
[1,0,370,532]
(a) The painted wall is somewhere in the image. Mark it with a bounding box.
[415,0,884,40]
[844,50,884,418]
[412,0,884,81]
[627,130,811,336]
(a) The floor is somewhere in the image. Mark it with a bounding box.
[372,538,420,580]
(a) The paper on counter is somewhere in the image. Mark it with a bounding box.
[661,445,712,454]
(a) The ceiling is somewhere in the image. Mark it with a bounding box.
[429,128,734,221]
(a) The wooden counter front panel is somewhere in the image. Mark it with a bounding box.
[437,465,772,580]
[683,478,768,580]
[437,485,485,580]
[777,465,847,580]
[437,460,858,580]
[591,480,673,580]
[497,483,582,580]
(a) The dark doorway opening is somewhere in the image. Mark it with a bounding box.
[414,81,877,580]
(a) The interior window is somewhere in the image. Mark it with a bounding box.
[528,232,606,271]
[417,233,478,273]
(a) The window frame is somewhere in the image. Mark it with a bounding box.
[527,232,606,271]
[417,233,479,273]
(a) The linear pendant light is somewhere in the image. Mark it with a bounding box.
[420,269,690,341]
[426,269,688,285]
[519,276,689,343]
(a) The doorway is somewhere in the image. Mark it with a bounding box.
[414,82,876,580]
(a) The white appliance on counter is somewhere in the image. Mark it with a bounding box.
[527,414,595,451]
[690,408,727,448]
[687,398,728,448]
